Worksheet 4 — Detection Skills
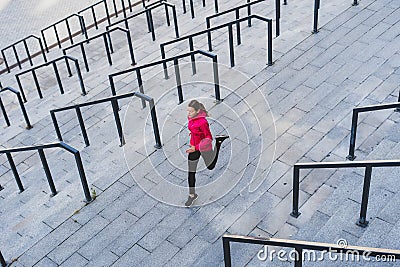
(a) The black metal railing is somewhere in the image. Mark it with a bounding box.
[290,159,400,227]
[347,102,400,161]
[109,49,221,107]
[160,15,273,68]
[0,87,32,129]
[313,0,358,33]
[222,234,400,267]
[206,0,281,37]
[41,13,88,52]
[78,0,112,29]
[0,142,92,202]
[62,27,136,72]
[1,35,48,73]
[182,0,217,18]
[0,250,6,267]
[50,91,162,148]
[106,0,179,40]
[15,55,86,102]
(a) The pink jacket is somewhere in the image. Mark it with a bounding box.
[188,110,213,152]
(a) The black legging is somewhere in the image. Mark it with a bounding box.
[188,145,221,195]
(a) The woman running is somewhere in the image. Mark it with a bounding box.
[185,99,229,207]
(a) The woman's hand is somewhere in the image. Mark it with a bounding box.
[185,146,196,153]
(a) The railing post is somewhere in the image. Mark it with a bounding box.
[283,0,287,5]
[38,38,48,62]
[352,0,358,6]
[38,148,57,196]
[290,165,301,218]
[112,0,118,17]
[188,37,197,75]
[16,92,32,129]
[212,55,221,103]
[0,97,10,127]
[41,30,49,53]
[6,152,24,193]
[2,50,10,73]
[276,0,281,37]
[126,31,136,65]
[222,237,232,267]
[313,0,320,33]
[165,4,171,26]
[75,107,90,147]
[12,45,22,70]
[145,9,152,33]
[73,58,87,95]
[80,43,90,72]
[396,91,400,112]
[149,99,162,149]
[104,0,111,25]
[52,62,64,94]
[160,45,169,79]
[50,111,63,141]
[73,151,93,203]
[267,19,273,66]
[347,110,358,161]
[182,0,187,14]
[247,0,252,27]
[189,0,195,18]
[228,24,235,67]
[235,10,242,45]
[63,51,73,77]
[136,69,147,108]
[172,6,180,38]
[357,165,372,228]
[54,25,62,49]
[148,9,156,41]
[206,19,213,51]
[91,6,98,29]
[103,34,113,65]
[111,99,125,146]
[23,39,33,66]
[294,247,303,267]
[66,19,73,44]
[174,58,184,104]
[32,69,44,99]
[80,16,89,41]
[16,76,28,102]
[214,0,219,13]
[0,250,6,267]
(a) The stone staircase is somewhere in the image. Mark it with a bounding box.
[1,0,399,265]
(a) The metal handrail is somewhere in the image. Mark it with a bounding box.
[160,15,274,70]
[222,234,400,266]
[15,55,86,102]
[50,91,162,148]
[41,13,88,52]
[206,0,281,37]
[347,102,400,161]
[313,0,358,33]
[0,250,6,267]
[0,87,32,129]
[106,0,180,40]
[62,27,136,72]
[0,142,92,202]
[182,0,217,18]
[109,49,221,107]
[290,159,400,227]
[1,35,47,73]
[78,0,112,29]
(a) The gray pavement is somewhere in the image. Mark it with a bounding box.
[0,0,400,266]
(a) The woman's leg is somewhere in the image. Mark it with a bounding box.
[203,135,229,170]
[188,151,201,195]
